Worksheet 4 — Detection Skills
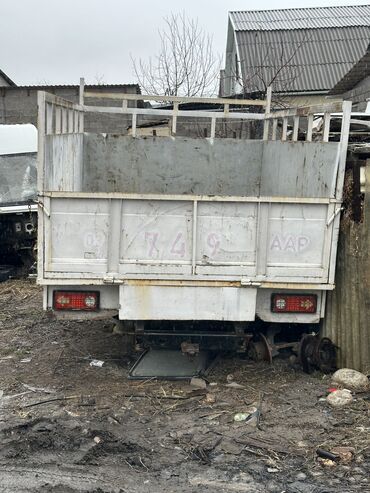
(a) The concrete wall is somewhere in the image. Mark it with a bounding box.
[0,85,139,133]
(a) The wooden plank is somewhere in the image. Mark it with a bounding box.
[44,91,83,111]
[46,103,53,135]
[263,86,272,141]
[323,112,331,142]
[79,77,84,106]
[335,101,352,199]
[282,117,288,141]
[83,91,267,107]
[172,102,178,135]
[55,107,61,134]
[68,109,74,133]
[292,116,299,142]
[83,105,265,121]
[210,117,216,139]
[307,114,313,142]
[61,108,68,133]
[131,113,137,137]
[267,101,343,120]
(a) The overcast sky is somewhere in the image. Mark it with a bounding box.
[1,0,369,86]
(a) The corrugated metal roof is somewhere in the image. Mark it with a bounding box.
[233,25,370,92]
[330,44,370,94]
[0,69,16,87]
[230,5,370,31]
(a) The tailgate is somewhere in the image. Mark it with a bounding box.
[43,194,336,284]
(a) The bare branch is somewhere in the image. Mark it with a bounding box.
[131,12,221,97]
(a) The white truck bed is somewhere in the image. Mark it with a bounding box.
[37,90,351,323]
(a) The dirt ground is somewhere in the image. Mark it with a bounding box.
[0,280,369,493]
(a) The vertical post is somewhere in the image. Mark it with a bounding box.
[307,114,313,142]
[55,106,61,134]
[263,85,272,140]
[61,107,68,133]
[327,100,352,286]
[37,92,46,193]
[323,112,331,142]
[46,103,53,135]
[37,91,46,283]
[292,115,299,142]
[131,113,137,137]
[192,201,198,275]
[79,77,85,106]
[282,117,288,141]
[172,102,178,136]
[335,101,352,200]
[68,109,74,133]
[210,117,216,139]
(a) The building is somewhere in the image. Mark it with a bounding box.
[0,72,140,133]
[0,69,16,87]
[220,5,370,107]
[329,43,370,111]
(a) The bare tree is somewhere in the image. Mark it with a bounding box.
[132,13,220,97]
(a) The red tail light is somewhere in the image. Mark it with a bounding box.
[271,294,317,313]
[53,291,99,311]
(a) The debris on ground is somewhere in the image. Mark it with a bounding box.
[225,381,245,389]
[332,368,370,391]
[89,359,105,367]
[0,279,369,493]
[190,376,207,389]
[331,446,356,463]
[326,388,354,407]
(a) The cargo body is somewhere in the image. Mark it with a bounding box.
[37,90,351,331]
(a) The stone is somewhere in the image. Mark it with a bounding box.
[190,377,207,389]
[332,368,369,392]
[326,389,353,408]
[296,472,307,481]
[331,446,355,463]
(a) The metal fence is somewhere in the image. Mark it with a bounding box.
[323,159,370,373]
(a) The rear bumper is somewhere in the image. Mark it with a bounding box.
[44,282,325,323]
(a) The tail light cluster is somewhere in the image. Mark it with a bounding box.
[53,291,99,311]
[271,294,317,313]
